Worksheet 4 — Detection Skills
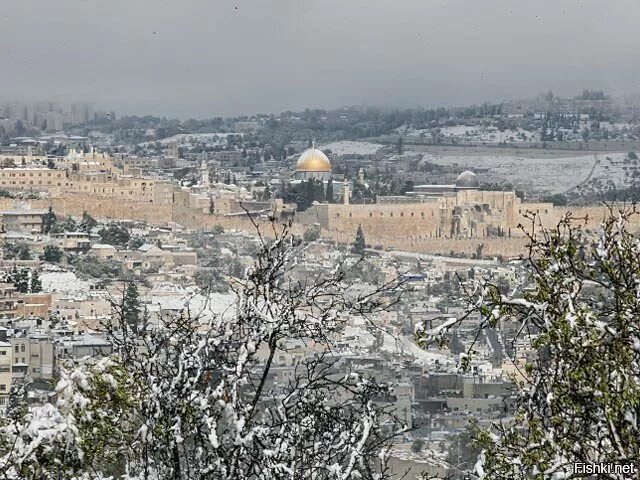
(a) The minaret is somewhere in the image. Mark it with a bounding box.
[200,160,210,186]
[342,184,350,205]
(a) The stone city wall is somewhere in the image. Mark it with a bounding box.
[314,224,530,258]
[4,192,640,258]
[47,195,174,224]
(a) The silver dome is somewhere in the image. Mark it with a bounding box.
[455,170,479,188]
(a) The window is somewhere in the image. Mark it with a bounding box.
[0,385,6,392]
[20,345,25,352]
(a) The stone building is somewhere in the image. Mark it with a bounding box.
[0,209,48,233]
[0,334,10,408]
[297,170,553,240]
[10,337,55,380]
[0,168,66,191]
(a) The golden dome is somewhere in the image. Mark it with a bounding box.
[295,147,331,172]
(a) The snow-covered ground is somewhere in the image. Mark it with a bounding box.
[147,289,236,322]
[41,271,92,298]
[342,324,376,349]
[320,141,383,155]
[423,152,630,194]
[398,125,541,144]
[437,125,540,144]
[380,329,453,366]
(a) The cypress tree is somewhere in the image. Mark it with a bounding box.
[29,269,42,293]
[123,282,141,333]
[42,207,57,234]
[352,225,366,256]
[325,179,334,202]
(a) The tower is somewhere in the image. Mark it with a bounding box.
[200,160,210,186]
[342,184,350,205]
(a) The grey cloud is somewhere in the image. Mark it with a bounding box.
[1,0,638,117]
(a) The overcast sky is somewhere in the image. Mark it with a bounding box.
[1,0,639,118]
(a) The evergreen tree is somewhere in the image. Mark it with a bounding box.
[123,282,141,333]
[79,211,98,233]
[42,245,63,263]
[29,269,42,293]
[402,180,414,194]
[301,179,324,208]
[314,179,325,202]
[303,224,321,242]
[99,224,131,247]
[9,268,30,293]
[325,178,334,202]
[41,207,57,234]
[411,438,425,453]
[59,215,78,232]
[352,225,366,255]
[17,244,31,260]
[261,184,271,201]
